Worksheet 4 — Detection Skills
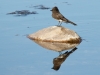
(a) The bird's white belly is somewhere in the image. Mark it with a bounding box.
[58,19,63,22]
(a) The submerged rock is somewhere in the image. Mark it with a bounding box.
[28,26,82,52]
[7,10,38,16]
[33,5,50,10]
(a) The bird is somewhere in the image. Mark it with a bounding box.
[52,47,77,71]
[50,6,77,26]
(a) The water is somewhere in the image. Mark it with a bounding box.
[0,0,100,75]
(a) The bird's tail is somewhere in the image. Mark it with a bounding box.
[68,20,77,26]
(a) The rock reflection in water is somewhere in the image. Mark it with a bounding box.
[33,40,79,52]
[52,47,77,71]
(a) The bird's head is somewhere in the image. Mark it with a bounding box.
[50,6,59,12]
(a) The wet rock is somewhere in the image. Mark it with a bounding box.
[33,5,50,10]
[62,2,71,5]
[15,34,19,36]
[7,10,38,16]
[63,2,68,3]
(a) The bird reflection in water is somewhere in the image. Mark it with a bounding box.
[52,47,77,71]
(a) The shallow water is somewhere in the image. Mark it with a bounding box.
[0,0,100,75]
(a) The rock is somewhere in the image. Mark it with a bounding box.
[33,5,50,10]
[28,26,82,52]
[7,10,38,16]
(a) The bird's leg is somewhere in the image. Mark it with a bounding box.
[57,21,60,26]
[59,21,62,26]
[57,21,62,27]
[59,51,62,55]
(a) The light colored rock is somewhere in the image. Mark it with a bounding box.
[28,26,82,52]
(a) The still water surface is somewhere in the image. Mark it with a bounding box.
[0,0,100,75]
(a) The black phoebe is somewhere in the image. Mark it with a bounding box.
[50,6,77,26]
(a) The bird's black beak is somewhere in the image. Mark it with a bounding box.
[50,9,52,11]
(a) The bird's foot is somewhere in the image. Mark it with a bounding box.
[59,51,62,55]
[56,25,62,27]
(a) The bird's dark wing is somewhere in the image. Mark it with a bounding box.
[56,13,69,22]
[57,13,77,25]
